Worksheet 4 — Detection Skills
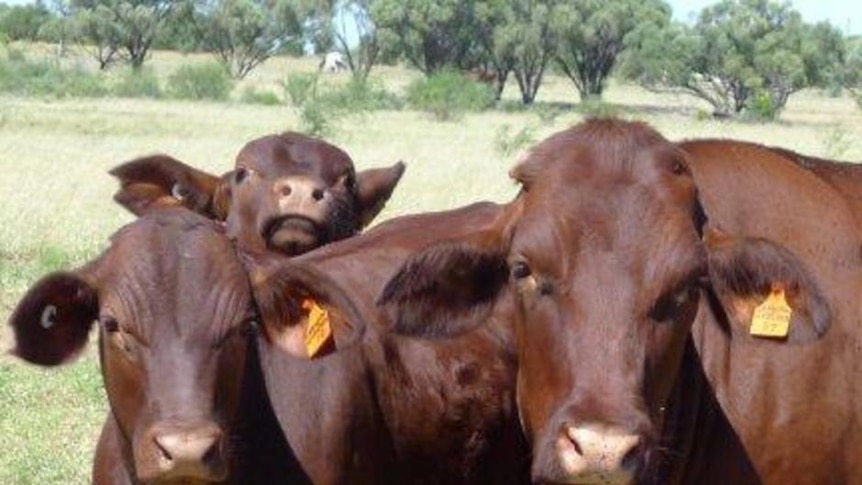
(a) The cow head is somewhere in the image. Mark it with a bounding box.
[111,132,405,256]
[380,119,831,484]
[8,209,256,484]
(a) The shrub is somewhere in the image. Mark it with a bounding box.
[240,86,281,106]
[111,67,162,99]
[321,76,400,112]
[166,62,233,101]
[742,92,779,122]
[576,99,622,119]
[283,72,319,107]
[494,124,536,158]
[406,70,495,121]
[0,51,106,98]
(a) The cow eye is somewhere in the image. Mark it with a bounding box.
[671,160,689,176]
[651,286,699,322]
[234,167,249,185]
[511,261,532,280]
[100,316,119,333]
[340,173,356,191]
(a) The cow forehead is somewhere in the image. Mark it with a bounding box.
[515,184,700,280]
[235,133,354,180]
[98,211,252,337]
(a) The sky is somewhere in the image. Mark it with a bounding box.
[1,0,860,35]
[669,0,861,34]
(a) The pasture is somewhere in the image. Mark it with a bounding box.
[2,44,862,484]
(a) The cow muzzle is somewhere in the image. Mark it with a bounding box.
[136,422,227,483]
[552,423,641,484]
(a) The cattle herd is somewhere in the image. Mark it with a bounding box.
[7,118,862,484]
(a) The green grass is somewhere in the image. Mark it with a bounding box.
[1,42,862,484]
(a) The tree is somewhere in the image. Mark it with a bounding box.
[371,0,481,75]
[623,0,845,118]
[195,0,301,79]
[305,0,379,81]
[71,0,174,69]
[38,1,74,56]
[72,4,123,69]
[0,3,53,42]
[552,0,670,101]
[490,0,557,104]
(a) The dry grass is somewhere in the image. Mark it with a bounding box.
[2,44,862,484]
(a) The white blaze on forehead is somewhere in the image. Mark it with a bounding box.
[41,305,57,329]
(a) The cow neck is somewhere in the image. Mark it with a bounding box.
[657,339,760,484]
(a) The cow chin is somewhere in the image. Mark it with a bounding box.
[264,216,323,256]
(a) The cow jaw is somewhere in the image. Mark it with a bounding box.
[264,215,323,256]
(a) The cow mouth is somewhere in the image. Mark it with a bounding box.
[262,215,323,256]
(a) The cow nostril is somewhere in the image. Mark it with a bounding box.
[312,188,325,201]
[280,185,292,197]
[620,439,643,472]
[154,437,174,463]
[566,426,585,456]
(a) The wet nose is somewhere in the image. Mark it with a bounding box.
[274,177,327,211]
[557,424,641,484]
[149,423,225,480]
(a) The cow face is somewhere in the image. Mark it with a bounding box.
[111,132,405,256]
[9,210,256,484]
[381,119,831,484]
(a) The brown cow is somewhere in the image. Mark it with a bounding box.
[242,201,530,484]
[381,120,861,483]
[7,209,292,484]
[110,132,405,256]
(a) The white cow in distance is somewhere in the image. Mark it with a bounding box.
[320,52,348,73]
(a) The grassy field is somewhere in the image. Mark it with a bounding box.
[2,44,862,484]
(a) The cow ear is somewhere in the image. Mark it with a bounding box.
[378,241,508,339]
[245,255,364,360]
[110,155,228,219]
[704,229,831,344]
[355,161,406,228]
[9,272,99,366]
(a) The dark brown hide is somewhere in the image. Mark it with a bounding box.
[382,121,859,484]
[245,202,529,484]
[8,209,289,485]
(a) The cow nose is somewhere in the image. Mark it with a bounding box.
[274,177,327,210]
[151,424,225,480]
[556,424,641,485]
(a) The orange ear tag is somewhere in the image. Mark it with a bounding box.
[302,298,333,358]
[749,289,792,338]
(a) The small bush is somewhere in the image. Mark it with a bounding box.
[0,51,106,98]
[166,62,233,101]
[240,86,281,106]
[576,99,622,119]
[284,72,319,107]
[494,124,536,158]
[321,76,400,112]
[406,70,495,121]
[742,92,778,122]
[111,67,162,99]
